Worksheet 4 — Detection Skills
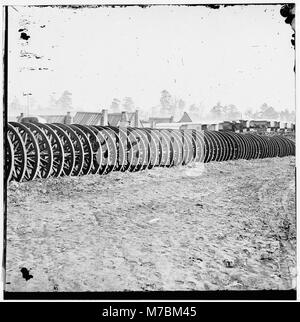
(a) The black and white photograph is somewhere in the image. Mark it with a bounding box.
[1,2,297,302]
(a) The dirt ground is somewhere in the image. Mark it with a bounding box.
[5,157,296,292]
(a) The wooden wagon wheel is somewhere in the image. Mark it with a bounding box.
[24,122,53,179]
[89,126,112,175]
[156,129,171,167]
[284,137,295,156]
[150,129,166,167]
[128,128,148,171]
[275,136,288,157]
[164,129,176,167]
[99,126,120,172]
[105,126,129,172]
[180,129,195,165]
[169,129,185,166]
[276,136,292,157]
[126,128,141,172]
[190,130,205,163]
[133,128,150,170]
[91,126,116,174]
[72,124,102,175]
[220,131,239,161]
[7,124,26,182]
[238,133,252,160]
[106,126,128,172]
[244,133,261,159]
[203,130,215,163]
[223,131,243,160]
[252,134,269,159]
[6,133,14,182]
[160,129,174,168]
[143,128,160,169]
[204,131,220,162]
[9,122,40,181]
[54,124,84,176]
[69,124,93,175]
[48,124,75,176]
[35,123,64,177]
[183,129,199,163]
[211,131,228,162]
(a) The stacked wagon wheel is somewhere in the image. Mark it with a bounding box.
[6,134,14,182]
[10,122,40,181]
[47,124,75,176]
[5,122,295,183]
[34,123,65,177]
[24,122,53,179]
[7,124,27,182]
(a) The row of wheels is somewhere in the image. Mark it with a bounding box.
[6,122,295,182]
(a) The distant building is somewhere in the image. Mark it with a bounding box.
[148,116,174,124]
[73,112,102,125]
[177,112,192,123]
[147,112,192,128]
[107,111,141,127]
[20,115,47,123]
[39,114,67,123]
[36,109,141,127]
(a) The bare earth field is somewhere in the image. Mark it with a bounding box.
[5,157,296,292]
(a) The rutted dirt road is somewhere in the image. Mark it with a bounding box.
[5,157,296,292]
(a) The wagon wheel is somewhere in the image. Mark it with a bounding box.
[24,122,53,179]
[48,124,75,176]
[156,129,171,167]
[7,124,27,182]
[72,124,102,175]
[54,124,84,176]
[221,131,240,161]
[132,128,150,170]
[127,128,147,172]
[180,130,195,165]
[193,130,206,163]
[207,131,222,162]
[274,136,288,157]
[99,126,119,172]
[69,124,93,175]
[91,126,116,174]
[6,133,14,182]
[150,129,165,167]
[244,133,261,159]
[203,131,215,163]
[172,129,186,166]
[129,128,148,171]
[284,137,295,156]
[160,129,174,167]
[184,129,200,163]
[143,129,159,169]
[239,133,252,160]
[169,129,185,166]
[89,126,112,175]
[224,132,243,160]
[106,126,128,172]
[35,123,64,177]
[126,128,140,172]
[254,134,269,159]
[9,122,40,181]
[211,131,228,162]
[147,129,163,167]
[164,129,176,167]
[276,136,291,157]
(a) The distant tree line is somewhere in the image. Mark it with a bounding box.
[9,89,295,123]
[9,90,73,116]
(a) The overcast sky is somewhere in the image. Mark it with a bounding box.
[8,5,295,115]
